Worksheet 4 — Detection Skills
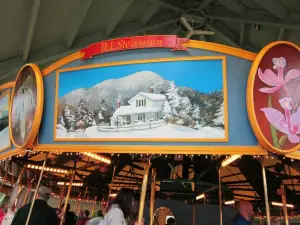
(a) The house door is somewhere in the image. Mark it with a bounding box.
[138,113,145,122]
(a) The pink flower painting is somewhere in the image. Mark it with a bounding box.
[261,98,300,143]
[257,56,300,149]
[258,57,300,95]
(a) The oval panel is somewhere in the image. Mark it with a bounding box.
[9,64,44,149]
[247,41,300,154]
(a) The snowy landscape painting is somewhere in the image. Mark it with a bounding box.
[0,92,10,150]
[55,58,227,141]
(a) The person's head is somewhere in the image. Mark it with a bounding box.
[237,200,254,221]
[36,186,52,201]
[167,217,176,225]
[112,188,138,218]
[84,210,90,218]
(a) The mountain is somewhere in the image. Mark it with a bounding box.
[59,71,223,125]
[60,71,169,110]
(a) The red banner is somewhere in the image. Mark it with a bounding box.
[80,35,188,59]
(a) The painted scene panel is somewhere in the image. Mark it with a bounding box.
[0,92,10,151]
[55,58,227,141]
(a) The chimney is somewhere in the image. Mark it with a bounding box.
[117,100,120,108]
[149,87,153,93]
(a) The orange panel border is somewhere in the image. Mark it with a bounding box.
[246,41,300,155]
[9,64,44,149]
[53,56,228,143]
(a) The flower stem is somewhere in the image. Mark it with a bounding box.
[268,95,279,148]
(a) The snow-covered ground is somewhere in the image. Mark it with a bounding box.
[56,124,225,139]
[0,127,10,149]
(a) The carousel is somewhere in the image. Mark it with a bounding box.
[0,35,299,225]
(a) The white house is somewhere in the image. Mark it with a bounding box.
[110,92,166,126]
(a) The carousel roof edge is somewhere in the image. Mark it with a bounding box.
[41,38,257,76]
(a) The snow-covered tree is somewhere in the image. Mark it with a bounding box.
[62,106,75,131]
[178,97,192,119]
[98,111,103,120]
[213,102,224,126]
[75,99,89,129]
[162,100,172,123]
[165,81,180,115]
[191,104,200,120]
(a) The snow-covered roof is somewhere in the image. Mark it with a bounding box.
[112,105,162,117]
[128,92,166,104]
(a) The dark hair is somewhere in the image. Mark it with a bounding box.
[167,217,176,224]
[84,210,90,217]
[112,188,137,218]
[97,210,103,217]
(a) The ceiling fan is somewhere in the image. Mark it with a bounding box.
[180,16,215,39]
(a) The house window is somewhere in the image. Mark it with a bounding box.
[138,113,145,121]
[144,99,146,107]
[139,100,141,106]
[136,100,138,107]
[141,99,144,106]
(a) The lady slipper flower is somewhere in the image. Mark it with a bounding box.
[261,97,300,144]
[258,57,300,95]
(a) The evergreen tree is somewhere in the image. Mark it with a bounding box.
[165,81,180,116]
[213,102,224,126]
[62,106,75,131]
[162,100,172,123]
[75,99,89,129]
[191,104,200,120]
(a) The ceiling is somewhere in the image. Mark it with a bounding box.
[2,152,299,215]
[1,0,300,84]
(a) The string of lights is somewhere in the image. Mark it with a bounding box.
[26,164,68,174]
[57,181,83,187]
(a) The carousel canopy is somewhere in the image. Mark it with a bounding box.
[2,152,300,215]
[0,0,300,83]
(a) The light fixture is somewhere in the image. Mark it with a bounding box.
[83,152,111,164]
[26,164,68,174]
[271,202,294,208]
[110,193,117,197]
[221,155,241,167]
[57,182,83,187]
[196,193,205,200]
[225,200,235,205]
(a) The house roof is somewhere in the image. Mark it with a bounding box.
[112,105,162,117]
[128,92,166,105]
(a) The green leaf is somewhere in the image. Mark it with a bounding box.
[279,135,288,149]
[268,95,279,148]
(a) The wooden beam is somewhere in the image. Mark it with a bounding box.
[239,23,245,45]
[143,0,184,13]
[206,22,240,48]
[277,28,285,40]
[22,0,42,61]
[217,0,246,16]
[196,0,215,11]
[189,13,300,31]
[105,0,134,36]
[65,0,93,48]
[252,0,287,20]
[141,4,160,25]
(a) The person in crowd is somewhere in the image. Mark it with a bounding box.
[166,217,176,225]
[102,188,143,225]
[61,203,76,225]
[233,200,254,225]
[11,185,58,225]
[86,210,104,225]
[77,209,90,225]
[0,200,8,224]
